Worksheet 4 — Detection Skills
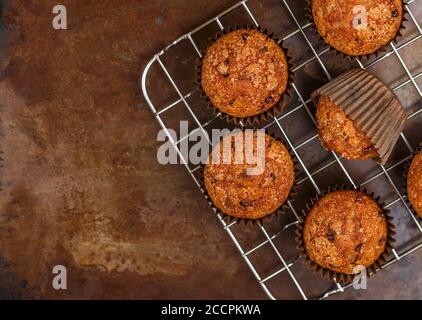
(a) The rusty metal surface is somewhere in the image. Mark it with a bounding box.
[0,0,420,299]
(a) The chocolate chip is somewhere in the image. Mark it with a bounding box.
[327,229,335,241]
[240,199,252,208]
[363,145,374,154]
[270,173,276,181]
[260,47,268,53]
[224,58,229,65]
[265,96,273,103]
[223,72,229,78]
[355,244,363,252]
[242,33,249,41]
[392,10,398,17]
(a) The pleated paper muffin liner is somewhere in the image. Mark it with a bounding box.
[195,25,295,128]
[305,0,409,63]
[198,128,299,225]
[295,185,396,283]
[311,68,407,165]
[403,143,422,220]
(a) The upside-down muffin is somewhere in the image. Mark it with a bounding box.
[407,149,422,218]
[316,96,378,160]
[312,69,407,164]
[204,131,294,220]
[311,0,403,56]
[201,28,289,118]
[303,190,388,275]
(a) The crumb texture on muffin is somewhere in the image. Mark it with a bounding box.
[311,0,403,56]
[316,95,378,160]
[408,150,422,218]
[201,29,289,118]
[204,131,294,220]
[303,190,388,275]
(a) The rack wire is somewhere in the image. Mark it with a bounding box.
[141,0,422,299]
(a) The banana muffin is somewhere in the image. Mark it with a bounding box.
[201,28,289,118]
[407,149,422,218]
[303,190,388,275]
[311,0,403,56]
[316,95,378,160]
[204,131,295,220]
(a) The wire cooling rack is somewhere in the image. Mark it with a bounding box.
[141,0,422,299]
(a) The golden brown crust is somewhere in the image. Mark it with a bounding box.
[201,29,289,118]
[204,132,295,220]
[311,0,403,56]
[303,190,388,275]
[407,150,422,218]
[316,96,378,160]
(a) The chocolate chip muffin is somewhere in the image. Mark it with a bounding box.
[303,190,388,275]
[204,131,295,220]
[316,96,378,160]
[312,69,406,164]
[407,150,422,218]
[201,28,289,118]
[311,0,403,56]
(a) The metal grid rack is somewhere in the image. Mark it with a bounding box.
[141,0,422,299]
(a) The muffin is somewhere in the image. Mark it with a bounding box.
[204,131,295,220]
[201,28,289,119]
[316,95,378,160]
[407,149,422,218]
[311,0,403,57]
[312,68,407,164]
[302,190,388,275]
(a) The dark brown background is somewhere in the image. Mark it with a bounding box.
[0,0,420,299]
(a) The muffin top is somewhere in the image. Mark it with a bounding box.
[201,29,289,118]
[204,131,294,220]
[407,150,422,218]
[316,95,378,160]
[311,0,403,56]
[303,190,388,275]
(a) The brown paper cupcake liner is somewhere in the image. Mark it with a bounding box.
[0,149,3,193]
[198,128,299,225]
[195,25,295,128]
[403,143,422,220]
[295,184,396,283]
[311,68,407,165]
[305,0,409,63]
